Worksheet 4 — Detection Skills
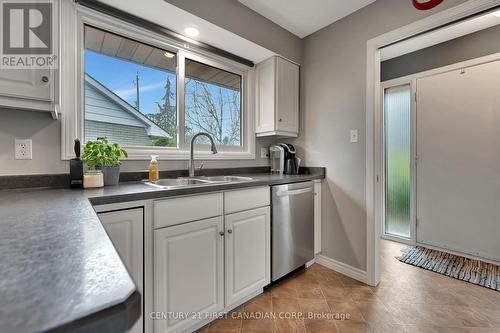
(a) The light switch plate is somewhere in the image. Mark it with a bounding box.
[260,147,269,159]
[15,139,32,160]
[350,129,358,143]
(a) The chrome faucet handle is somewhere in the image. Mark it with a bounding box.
[196,162,204,171]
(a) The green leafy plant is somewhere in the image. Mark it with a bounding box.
[82,137,128,169]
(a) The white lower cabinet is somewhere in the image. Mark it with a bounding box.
[152,189,272,333]
[154,216,225,333]
[225,207,270,306]
[98,208,144,333]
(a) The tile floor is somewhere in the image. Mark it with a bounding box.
[198,240,500,332]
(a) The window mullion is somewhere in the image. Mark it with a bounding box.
[177,51,186,150]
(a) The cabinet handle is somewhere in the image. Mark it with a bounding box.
[41,76,49,83]
[227,229,233,234]
[219,231,225,236]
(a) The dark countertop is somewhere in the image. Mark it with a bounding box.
[0,168,324,333]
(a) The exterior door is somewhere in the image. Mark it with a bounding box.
[225,206,270,306]
[98,208,144,333]
[154,216,224,333]
[416,60,500,261]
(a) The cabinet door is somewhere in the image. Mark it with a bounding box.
[256,57,276,133]
[276,57,299,134]
[314,181,322,254]
[154,217,224,333]
[98,208,144,333]
[0,69,53,102]
[225,206,270,306]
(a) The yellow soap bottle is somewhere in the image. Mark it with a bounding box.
[149,155,159,182]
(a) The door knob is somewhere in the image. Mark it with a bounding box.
[278,118,283,122]
[41,76,49,83]
[219,231,225,236]
[227,229,233,234]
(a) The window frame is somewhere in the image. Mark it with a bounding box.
[380,78,417,246]
[61,1,255,160]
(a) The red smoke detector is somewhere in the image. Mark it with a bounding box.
[412,0,444,10]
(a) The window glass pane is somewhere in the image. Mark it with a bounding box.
[184,59,242,146]
[84,25,177,147]
[384,84,411,238]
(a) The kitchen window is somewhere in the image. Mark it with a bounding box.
[184,59,242,147]
[60,5,254,160]
[84,26,178,148]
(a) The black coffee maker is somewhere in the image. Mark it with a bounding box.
[279,143,301,175]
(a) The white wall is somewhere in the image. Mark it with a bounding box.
[292,0,467,270]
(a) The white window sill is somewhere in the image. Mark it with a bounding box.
[126,151,255,160]
[62,148,255,160]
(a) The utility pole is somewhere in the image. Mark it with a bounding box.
[134,71,140,111]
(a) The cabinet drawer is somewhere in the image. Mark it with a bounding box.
[224,186,270,214]
[154,193,223,229]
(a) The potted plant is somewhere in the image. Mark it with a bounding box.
[82,137,128,186]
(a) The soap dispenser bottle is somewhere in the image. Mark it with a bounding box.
[149,155,159,182]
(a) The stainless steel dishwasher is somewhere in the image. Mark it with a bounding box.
[272,181,315,281]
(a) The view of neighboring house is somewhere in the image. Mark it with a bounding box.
[84,74,169,146]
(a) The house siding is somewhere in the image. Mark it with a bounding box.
[84,80,147,128]
[85,120,152,146]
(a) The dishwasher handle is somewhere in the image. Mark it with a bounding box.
[275,187,313,197]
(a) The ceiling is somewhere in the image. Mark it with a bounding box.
[238,0,376,38]
[380,10,500,61]
[97,0,275,64]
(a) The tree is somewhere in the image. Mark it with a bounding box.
[184,78,241,146]
[146,76,177,147]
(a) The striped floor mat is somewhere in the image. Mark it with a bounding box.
[397,246,500,291]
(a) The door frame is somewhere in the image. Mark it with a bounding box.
[380,78,417,246]
[365,0,500,286]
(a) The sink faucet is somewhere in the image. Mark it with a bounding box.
[189,132,218,177]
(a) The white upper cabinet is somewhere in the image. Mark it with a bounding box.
[0,0,59,118]
[256,56,299,137]
[0,69,53,101]
[0,68,57,116]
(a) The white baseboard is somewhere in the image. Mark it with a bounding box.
[305,257,316,268]
[316,255,368,284]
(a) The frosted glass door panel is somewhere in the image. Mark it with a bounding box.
[384,85,411,238]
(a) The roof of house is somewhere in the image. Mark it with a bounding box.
[85,74,170,138]
[85,26,240,91]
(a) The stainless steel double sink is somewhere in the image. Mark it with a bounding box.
[145,175,253,189]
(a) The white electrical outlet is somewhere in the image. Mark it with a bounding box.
[260,147,269,159]
[350,129,359,143]
[15,139,32,160]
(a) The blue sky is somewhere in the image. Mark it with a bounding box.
[85,50,176,115]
